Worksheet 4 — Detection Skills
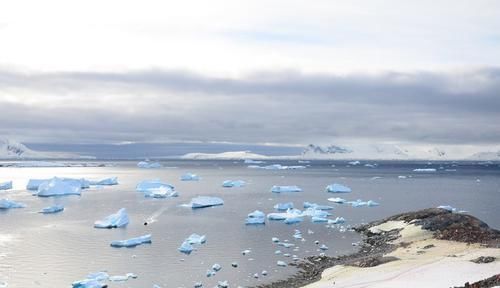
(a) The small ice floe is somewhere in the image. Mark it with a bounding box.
[276,261,287,267]
[326,183,351,193]
[35,178,82,197]
[284,216,303,224]
[94,208,129,228]
[194,282,203,288]
[270,185,302,193]
[178,233,207,254]
[181,173,200,181]
[0,181,12,190]
[217,280,229,288]
[136,180,174,192]
[248,164,306,170]
[206,270,216,277]
[242,249,251,255]
[278,242,295,248]
[398,175,408,179]
[245,210,266,225]
[262,270,268,276]
[274,202,294,211]
[413,168,437,172]
[319,244,328,250]
[364,163,377,168]
[145,188,178,198]
[303,202,333,210]
[212,263,222,271]
[275,250,282,255]
[327,197,347,204]
[311,216,328,223]
[39,204,64,214]
[272,237,280,243]
[348,161,361,166]
[89,177,118,186]
[0,199,26,209]
[109,273,137,282]
[293,230,302,239]
[302,208,331,218]
[222,180,245,188]
[244,159,265,164]
[348,199,379,207]
[137,161,162,168]
[72,271,109,288]
[188,196,224,208]
[328,217,346,224]
[370,176,382,180]
[110,234,152,248]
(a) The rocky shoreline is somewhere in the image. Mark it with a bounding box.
[254,208,500,288]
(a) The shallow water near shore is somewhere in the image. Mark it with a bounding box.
[0,160,499,287]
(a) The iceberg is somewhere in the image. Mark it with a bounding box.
[179,233,207,254]
[284,216,303,224]
[137,161,162,168]
[277,260,287,267]
[303,202,333,210]
[94,208,129,228]
[245,210,266,225]
[72,272,109,288]
[217,280,229,288]
[222,180,245,188]
[212,263,222,271]
[274,202,294,211]
[413,168,437,172]
[28,177,89,191]
[178,240,194,254]
[0,181,12,190]
[326,183,351,193]
[302,208,331,218]
[348,199,380,207]
[189,196,224,208]
[109,273,137,282]
[348,160,361,165]
[89,177,118,186]
[136,179,175,192]
[110,234,151,248]
[244,159,265,164]
[39,204,64,214]
[271,185,302,193]
[327,197,347,203]
[248,164,306,170]
[180,173,200,181]
[0,199,26,209]
[35,178,82,197]
[144,188,178,198]
[328,217,346,224]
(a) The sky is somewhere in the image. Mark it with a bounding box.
[1,0,499,151]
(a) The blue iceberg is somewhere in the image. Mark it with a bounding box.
[326,183,351,193]
[348,199,380,207]
[0,199,26,209]
[0,181,12,190]
[35,178,82,197]
[245,210,265,225]
[181,173,200,181]
[178,233,207,254]
[39,204,64,214]
[137,161,162,168]
[189,196,224,208]
[222,180,245,187]
[271,185,302,193]
[110,234,151,248]
[274,202,294,211]
[136,179,174,192]
[72,272,109,288]
[90,177,118,185]
[303,202,333,210]
[94,208,129,228]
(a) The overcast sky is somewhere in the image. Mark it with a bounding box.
[1,0,499,148]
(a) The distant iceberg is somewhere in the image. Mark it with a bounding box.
[94,208,129,228]
[181,173,200,181]
[245,210,266,225]
[413,168,437,172]
[35,178,82,197]
[189,196,224,208]
[348,160,361,165]
[303,202,333,210]
[89,177,118,185]
[0,181,12,190]
[270,185,302,193]
[348,199,380,207]
[0,199,26,209]
[144,188,178,198]
[110,234,151,248]
[244,159,265,164]
[28,177,89,191]
[39,204,64,214]
[222,180,245,187]
[326,183,351,193]
[137,161,162,168]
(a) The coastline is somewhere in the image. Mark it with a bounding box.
[255,208,499,288]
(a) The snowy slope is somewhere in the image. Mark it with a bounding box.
[0,138,78,159]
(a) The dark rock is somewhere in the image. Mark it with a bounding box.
[470,256,496,264]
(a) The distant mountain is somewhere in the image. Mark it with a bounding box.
[302,144,353,155]
[181,151,269,160]
[468,151,500,161]
[0,138,79,159]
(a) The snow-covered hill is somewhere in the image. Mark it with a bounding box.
[181,151,269,160]
[0,138,78,159]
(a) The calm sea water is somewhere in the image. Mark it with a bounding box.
[0,160,499,287]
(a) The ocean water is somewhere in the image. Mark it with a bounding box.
[0,160,499,287]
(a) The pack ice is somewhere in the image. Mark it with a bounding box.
[271,185,302,193]
[0,181,12,190]
[326,183,351,193]
[94,208,129,228]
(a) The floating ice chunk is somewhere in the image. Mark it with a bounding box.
[245,210,266,225]
[72,272,109,288]
[303,202,333,210]
[272,237,280,243]
[217,280,228,288]
[178,241,194,254]
[311,216,328,223]
[398,175,408,179]
[326,183,351,193]
[137,161,162,168]
[136,180,175,193]
[206,270,216,277]
[86,272,109,282]
[89,177,118,185]
[27,179,47,190]
[267,213,287,220]
[222,180,246,187]
[194,282,203,288]
[109,273,137,282]
[278,242,295,248]
[328,217,346,224]
[0,199,26,209]
[39,204,64,214]
[181,173,200,181]
[189,196,224,208]
[144,187,178,198]
[0,181,12,190]
[248,164,306,170]
[293,230,302,239]
[110,234,151,248]
[370,176,382,180]
[179,233,206,254]
[327,197,347,204]
[437,205,457,212]
[364,163,377,168]
[348,199,379,207]
[35,178,82,197]
[244,159,265,164]
[284,216,303,224]
[212,263,222,271]
[319,244,328,250]
[94,208,129,228]
[348,161,361,165]
[276,261,287,267]
[241,249,251,255]
[413,168,437,172]
[302,208,331,218]
[274,202,294,211]
[271,185,302,193]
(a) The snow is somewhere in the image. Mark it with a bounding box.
[35,178,82,197]
[245,210,266,225]
[437,205,457,212]
[181,173,200,181]
[189,196,224,208]
[222,180,245,187]
[89,177,118,185]
[110,234,152,248]
[137,161,162,168]
[274,202,294,211]
[326,183,352,193]
[0,181,12,190]
[39,204,64,214]
[271,185,302,193]
[0,199,26,209]
[94,208,129,228]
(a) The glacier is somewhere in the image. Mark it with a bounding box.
[94,208,129,228]
[326,183,352,193]
[270,185,302,193]
[110,234,152,248]
[189,196,224,208]
[0,199,26,209]
[39,204,64,214]
[0,181,12,190]
[35,178,82,197]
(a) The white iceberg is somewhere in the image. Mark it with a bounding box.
[39,204,64,214]
[28,177,89,191]
[109,273,137,282]
[327,197,347,203]
[348,160,361,165]
[189,196,224,208]
[413,168,437,172]
[144,187,178,198]
[302,208,331,218]
[284,216,303,224]
[110,234,151,248]
[303,202,333,210]
[248,164,306,170]
[181,173,200,181]
[0,199,26,209]
[222,180,245,188]
[328,217,346,224]
[0,181,12,190]
[348,199,379,207]
[137,161,162,168]
[245,210,265,225]
[89,177,118,185]
[35,178,82,197]
[311,216,328,222]
[274,202,294,211]
[271,185,302,193]
[277,260,287,267]
[94,208,129,228]
[326,183,351,193]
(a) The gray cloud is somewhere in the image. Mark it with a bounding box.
[1,67,499,145]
